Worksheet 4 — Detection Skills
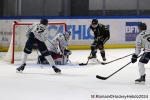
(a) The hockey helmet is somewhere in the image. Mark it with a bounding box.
[91,19,98,28]
[40,18,48,26]
[138,22,147,30]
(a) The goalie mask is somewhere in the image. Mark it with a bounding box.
[63,31,71,41]
[91,19,98,28]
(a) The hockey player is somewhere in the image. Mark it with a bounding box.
[38,31,71,65]
[16,18,61,73]
[131,22,150,84]
[88,19,110,61]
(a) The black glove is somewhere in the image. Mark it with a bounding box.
[64,49,72,55]
[131,54,138,63]
[95,37,103,45]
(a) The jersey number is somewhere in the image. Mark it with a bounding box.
[36,26,45,33]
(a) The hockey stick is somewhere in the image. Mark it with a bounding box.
[96,54,142,80]
[79,52,104,66]
[79,52,92,66]
[100,53,133,65]
[79,53,132,66]
[79,58,102,66]
[96,62,131,80]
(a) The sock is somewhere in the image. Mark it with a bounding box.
[21,53,28,64]
[45,55,55,66]
[138,62,145,76]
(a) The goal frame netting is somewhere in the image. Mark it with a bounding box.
[8,21,67,64]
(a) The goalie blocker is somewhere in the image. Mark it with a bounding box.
[37,49,71,65]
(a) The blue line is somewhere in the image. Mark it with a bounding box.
[0,16,150,19]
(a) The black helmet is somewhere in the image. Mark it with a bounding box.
[40,18,48,26]
[91,19,98,28]
[138,22,147,30]
[92,19,98,25]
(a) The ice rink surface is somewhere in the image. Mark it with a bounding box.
[0,49,150,100]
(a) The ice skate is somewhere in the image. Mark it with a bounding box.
[16,63,26,73]
[102,57,106,61]
[135,74,146,84]
[88,55,96,59]
[52,66,61,74]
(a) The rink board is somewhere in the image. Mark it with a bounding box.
[0,16,150,51]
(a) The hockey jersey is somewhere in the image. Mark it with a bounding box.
[135,30,150,55]
[90,23,110,40]
[46,32,68,54]
[27,23,48,42]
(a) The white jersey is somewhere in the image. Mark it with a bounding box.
[28,23,48,42]
[135,30,150,55]
[47,33,68,54]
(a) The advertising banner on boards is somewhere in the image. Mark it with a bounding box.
[0,17,150,51]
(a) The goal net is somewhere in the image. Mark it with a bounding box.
[4,21,66,64]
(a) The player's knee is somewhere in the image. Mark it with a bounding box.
[24,48,32,54]
[98,45,104,50]
[91,44,96,50]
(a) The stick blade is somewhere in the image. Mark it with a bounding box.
[101,62,106,65]
[79,63,87,66]
[96,75,107,80]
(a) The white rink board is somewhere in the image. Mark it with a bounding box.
[1,18,150,49]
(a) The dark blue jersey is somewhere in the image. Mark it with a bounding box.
[90,23,110,40]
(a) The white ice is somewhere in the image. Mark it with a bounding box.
[0,49,150,100]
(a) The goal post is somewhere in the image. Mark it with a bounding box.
[4,21,67,64]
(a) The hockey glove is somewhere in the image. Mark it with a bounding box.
[64,49,72,56]
[131,54,138,63]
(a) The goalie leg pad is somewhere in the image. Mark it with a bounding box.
[52,53,68,65]
[54,56,69,65]
[38,52,69,65]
